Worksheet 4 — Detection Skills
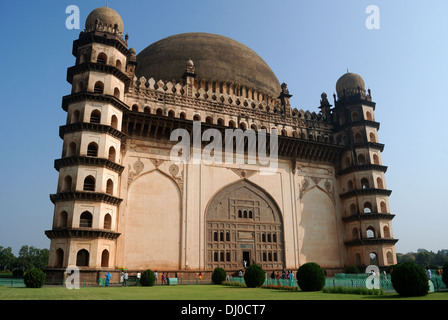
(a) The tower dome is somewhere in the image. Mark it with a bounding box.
[85,7,124,34]
[336,72,365,98]
[135,33,282,99]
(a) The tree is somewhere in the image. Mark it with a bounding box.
[0,247,16,271]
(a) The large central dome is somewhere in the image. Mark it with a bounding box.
[136,33,282,99]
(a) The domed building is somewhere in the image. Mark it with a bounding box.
[44,7,398,284]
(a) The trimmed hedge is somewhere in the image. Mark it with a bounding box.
[296,262,325,292]
[23,268,46,288]
[390,262,428,297]
[212,267,226,285]
[244,264,266,288]
[140,269,156,287]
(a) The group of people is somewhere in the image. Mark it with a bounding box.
[270,269,294,280]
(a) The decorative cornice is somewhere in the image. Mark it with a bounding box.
[340,188,392,199]
[337,164,388,177]
[50,191,123,205]
[45,228,120,240]
[67,62,130,90]
[59,122,126,140]
[72,30,128,57]
[342,213,395,222]
[122,112,344,164]
[344,238,398,247]
[54,156,124,174]
[335,120,380,132]
[62,92,129,113]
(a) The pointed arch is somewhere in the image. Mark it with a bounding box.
[205,179,284,270]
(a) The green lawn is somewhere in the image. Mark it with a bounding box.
[0,285,447,300]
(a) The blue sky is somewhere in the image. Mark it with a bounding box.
[0,0,447,255]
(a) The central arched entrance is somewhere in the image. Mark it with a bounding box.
[205,179,284,271]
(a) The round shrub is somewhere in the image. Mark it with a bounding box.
[442,262,448,287]
[244,264,265,288]
[345,265,360,274]
[140,269,156,286]
[296,262,325,292]
[390,262,428,297]
[212,267,226,285]
[23,268,46,288]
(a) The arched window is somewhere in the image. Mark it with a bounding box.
[58,211,68,228]
[76,249,89,267]
[355,133,363,143]
[377,177,384,189]
[94,81,104,94]
[214,252,218,262]
[273,233,277,243]
[369,252,378,265]
[369,132,376,142]
[87,142,98,157]
[238,210,242,218]
[350,203,357,215]
[352,227,359,239]
[383,226,390,238]
[206,116,213,124]
[83,176,95,191]
[55,248,64,268]
[79,53,88,64]
[361,178,370,189]
[104,214,112,230]
[67,142,76,157]
[364,202,372,213]
[168,110,175,118]
[157,108,164,115]
[226,252,231,262]
[106,179,114,195]
[71,110,80,124]
[387,251,394,264]
[193,114,200,121]
[358,154,366,165]
[220,232,224,241]
[76,81,84,93]
[226,232,230,242]
[347,180,354,191]
[108,146,116,162]
[101,249,109,267]
[251,124,258,131]
[263,252,267,261]
[62,175,72,192]
[115,59,122,70]
[97,52,107,64]
[228,120,236,128]
[220,252,224,261]
[355,253,361,266]
[79,211,92,228]
[144,107,151,114]
[380,201,387,213]
[132,105,139,112]
[366,111,373,121]
[351,111,360,121]
[90,110,101,124]
[366,227,375,238]
[217,118,224,126]
[111,115,118,129]
[180,112,186,119]
[373,154,380,165]
[262,233,266,242]
[114,87,120,99]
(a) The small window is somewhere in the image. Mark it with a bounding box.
[108,146,116,162]
[76,249,89,267]
[87,142,98,157]
[90,110,101,124]
[106,179,113,195]
[97,52,107,64]
[101,249,109,267]
[79,211,92,228]
[94,81,104,94]
[104,214,112,230]
[83,176,95,191]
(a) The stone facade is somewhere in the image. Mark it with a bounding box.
[45,7,397,283]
